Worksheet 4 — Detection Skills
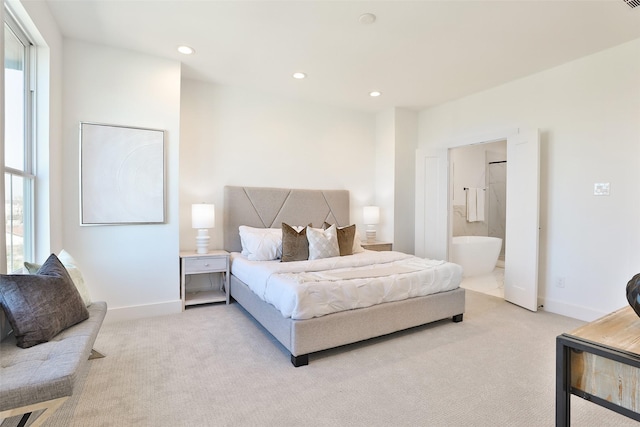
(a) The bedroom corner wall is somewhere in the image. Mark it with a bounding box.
[374,108,418,253]
[61,40,182,322]
[374,109,395,245]
[393,109,417,254]
[416,38,640,321]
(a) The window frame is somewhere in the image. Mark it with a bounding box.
[4,6,36,272]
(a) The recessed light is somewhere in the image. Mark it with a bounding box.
[359,13,377,25]
[292,72,307,79]
[369,91,382,97]
[177,45,195,55]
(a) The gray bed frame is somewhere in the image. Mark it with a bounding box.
[223,186,465,367]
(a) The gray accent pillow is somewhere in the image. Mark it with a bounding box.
[281,223,309,262]
[0,254,89,348]
[323,222,356,256]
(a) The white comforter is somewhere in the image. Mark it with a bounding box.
[230,251,462,320]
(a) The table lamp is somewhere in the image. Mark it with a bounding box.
[363,206,380,243]
[192,203,215,254]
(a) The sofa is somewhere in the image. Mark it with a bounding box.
[0,253,107,426]
[0,302,106,426]
[0,301,106,426]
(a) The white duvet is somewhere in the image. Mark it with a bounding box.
[230,251,463,320]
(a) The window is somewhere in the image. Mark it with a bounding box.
[4,10,35,272]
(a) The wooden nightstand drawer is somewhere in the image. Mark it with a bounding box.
[183,256,227,273]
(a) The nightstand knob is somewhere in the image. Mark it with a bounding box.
[204,263,210,266]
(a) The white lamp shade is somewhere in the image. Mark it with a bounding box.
[363,206,380,225]
[192,203,215,229]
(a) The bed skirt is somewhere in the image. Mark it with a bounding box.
[230,274,465,365]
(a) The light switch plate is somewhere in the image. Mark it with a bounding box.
[594,182,610,196]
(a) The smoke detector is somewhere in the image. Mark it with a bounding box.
[622,0,639,8]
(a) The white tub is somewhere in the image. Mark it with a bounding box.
[451,236,503,277]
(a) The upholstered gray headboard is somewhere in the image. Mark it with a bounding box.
[223,186,350,253]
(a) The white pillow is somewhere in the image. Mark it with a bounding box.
[23,250,93,306]
[307,225,340,260]
[352,230,365,254]
[239,226,283,261]
[57,250,92,306]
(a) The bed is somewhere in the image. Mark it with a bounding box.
[223,186,465,366]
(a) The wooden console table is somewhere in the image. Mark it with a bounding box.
[556,306,640,426]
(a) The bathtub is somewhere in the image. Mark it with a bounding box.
[451,236,503,277]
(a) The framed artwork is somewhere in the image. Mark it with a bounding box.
[80,122,165,225]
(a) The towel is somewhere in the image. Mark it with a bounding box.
[466,188,485,222]
[466,188,477,222]
[475,188,485,222]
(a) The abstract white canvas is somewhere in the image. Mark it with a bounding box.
[80,122,165,225]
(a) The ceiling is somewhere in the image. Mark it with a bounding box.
[41,0,640,113]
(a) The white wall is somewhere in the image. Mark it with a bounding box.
[450,143,496,206]
[394,108,417,254]
[373,108,418,253]
[62,40,182,321]
[374,109,395,244]
[179,80,377,251]
[417,38,640,321]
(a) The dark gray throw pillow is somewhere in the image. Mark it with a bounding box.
[626,273,640,318]
[0,253,89,348]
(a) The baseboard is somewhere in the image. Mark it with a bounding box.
[540,297,609,322]
[104,300,182,324]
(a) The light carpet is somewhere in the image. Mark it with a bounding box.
[3,291,637,426]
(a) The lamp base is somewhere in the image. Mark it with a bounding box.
[365,227,377,243]
[195,229,210,254]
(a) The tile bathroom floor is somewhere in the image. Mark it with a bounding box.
[460,267,505,299]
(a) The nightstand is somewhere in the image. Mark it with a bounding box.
[180,250,230,310]
[361,241,393,251]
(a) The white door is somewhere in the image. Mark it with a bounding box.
[415,149,449,260]
[504,129,540,311]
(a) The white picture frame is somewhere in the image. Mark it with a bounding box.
[80,122,165,225]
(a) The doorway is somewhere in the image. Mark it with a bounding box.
[416,128,539,311]
[450,140,506,298]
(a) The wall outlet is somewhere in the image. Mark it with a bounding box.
[556,277,566,288]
